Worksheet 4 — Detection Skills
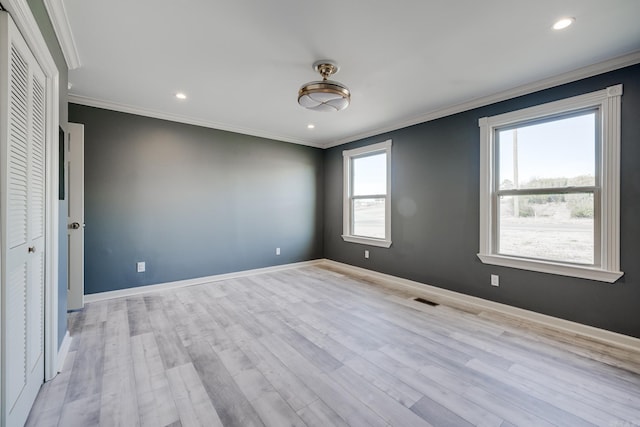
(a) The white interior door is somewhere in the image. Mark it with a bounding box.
[67,123,84,310]
[1,11,46,426]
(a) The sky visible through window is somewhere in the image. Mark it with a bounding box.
[353,152,386,195]
[498,112,596,187]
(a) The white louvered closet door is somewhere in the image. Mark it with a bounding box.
[1,11,46,427]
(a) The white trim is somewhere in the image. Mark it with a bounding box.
[341,235,392,248]
[477,254,623,283]
[3,0,60,383]
[324,51,640,148]
[67,94,325,149]
[45,48,60,385]
[84,260,323,303]
[55,332,71,372]
[321,259,640,354]
[478,85,620,127]
[478,85,623,282]
[342,140,392,247]
[42,0,80,70]
[602,85,622,274]
[342,140,392,157]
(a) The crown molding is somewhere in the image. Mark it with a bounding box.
[2,0,58,75]
[67,94,324,148]
[69,51,639,150]
[323,50,640,148]
[43,0,81,69]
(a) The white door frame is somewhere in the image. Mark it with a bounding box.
[2,0,60,391]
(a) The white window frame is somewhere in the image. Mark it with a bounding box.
[478,85,623,283]
[342,140,392,248]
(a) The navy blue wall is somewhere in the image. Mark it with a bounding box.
[68,105,324,294]
[324,64,640,339]
[69,65,640,339]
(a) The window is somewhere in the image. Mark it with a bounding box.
[343,140,392,247]
[478,85,623,283]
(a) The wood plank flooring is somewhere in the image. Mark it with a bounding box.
[26,265,640,426]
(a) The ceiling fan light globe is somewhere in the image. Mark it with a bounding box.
[298,80,351,112]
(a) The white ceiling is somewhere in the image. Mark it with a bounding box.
[60,0,640,148]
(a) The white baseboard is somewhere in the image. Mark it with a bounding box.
[84,259,324,303]
[320,259,640,354]
[56,331,72,373]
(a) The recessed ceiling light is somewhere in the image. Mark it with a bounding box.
[307,124,315,129]
[553,17,575,30]
[175,92,187,100]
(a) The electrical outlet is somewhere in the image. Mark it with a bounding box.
[276,247,281,255]
[137,261,146,273]
[364,250,369,259]
[491,274,499,287]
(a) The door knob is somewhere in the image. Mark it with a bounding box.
[70,222,80,230]
[28,246,36,253]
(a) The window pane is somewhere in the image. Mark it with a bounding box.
[498,193,594,264]
[353,153,386,196]
[353,198,385,238]
[498,112,596,191]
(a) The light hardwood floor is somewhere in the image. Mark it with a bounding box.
[26,265,640,426]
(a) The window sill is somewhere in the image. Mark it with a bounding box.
[477,253,623,283]
[342,235,392,248]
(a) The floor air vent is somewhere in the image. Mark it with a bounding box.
[413,297,439,307]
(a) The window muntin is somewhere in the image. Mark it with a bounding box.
[494,110,599,265]
[478,85,623,283]
[343,140,392,248]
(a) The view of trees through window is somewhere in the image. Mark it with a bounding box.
[496,112,596,264]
